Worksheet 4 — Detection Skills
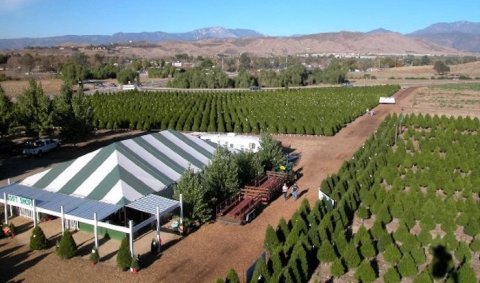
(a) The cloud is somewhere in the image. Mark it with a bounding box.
[1,0,39,13]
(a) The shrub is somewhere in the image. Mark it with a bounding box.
[417,229,432,246]
[331,258,346,277]
[383,267,401,283]
[342,242,361,268]
[251,256,270,282]
[90,247,100,264]
[464,220,480,237]
[226,268,240,283]
[130,255,140,271]
[469,237,480,252]
[414,271,433,283]
[398,254,417,278]
[29,226,48,250]
[357,205,371,219]
[455,242,472,263]
[317,240,336,263]
[410,246,426,265]
[457,264,477,283]
[354,261,377,283]
[56,230,77,259]
[116,236,132,270]
[360,237,377,258]
[383,244,402,264]
[264,224,280,254]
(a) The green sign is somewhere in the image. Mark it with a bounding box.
[8,194,33,207]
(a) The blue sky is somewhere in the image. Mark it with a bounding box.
[1,0,479,39]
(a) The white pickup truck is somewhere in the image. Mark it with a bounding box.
[22,138,60,157]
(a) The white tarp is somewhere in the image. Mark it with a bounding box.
[379,97,396,104]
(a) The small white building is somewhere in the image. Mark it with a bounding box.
[122,84,137,91]
[193,133,261,153]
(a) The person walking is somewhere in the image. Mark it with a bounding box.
[292,183,298,200]
[282,183,288,200]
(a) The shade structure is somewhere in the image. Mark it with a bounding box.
[21,130,216,206]
[126,194,180,215]
[0,184,121,221]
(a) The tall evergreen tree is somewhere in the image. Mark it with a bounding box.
[256,133,285,171]
[15,79,53,137]
[0,85,14,137]
[174,168,212,225]
[202,147,239,204]
[54,83,94,142]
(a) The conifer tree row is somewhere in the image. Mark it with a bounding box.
[89,85,399,135]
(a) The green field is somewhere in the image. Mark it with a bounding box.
[246,114,480,282]
[435,83,480,91]
[90,85,399,136]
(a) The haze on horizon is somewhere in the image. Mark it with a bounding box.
[1,0,479,39]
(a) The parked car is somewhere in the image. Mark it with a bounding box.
[22,138,60,157]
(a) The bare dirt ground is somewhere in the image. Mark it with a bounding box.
[1,84,478,282]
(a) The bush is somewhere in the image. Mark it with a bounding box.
[457,264,477,283]
[398,254,417,278]
[384,244,402,264]
[331,258,346,277]
[354,261,377,283]
[383,267,401,283]
[360,237,377,258]
[130,255,140,271]
[317,240,336,263]
[264,224,280,254]
[342,242,361,268]
[410,246,426,265]
[357,205,371,219]
[116,236,132,270]
[455,242,472,263]
[414,271,433,283]
[251,256,270,282]
[29,226,48,250]
[469,237,480,252]
[56,230,77,259]
[226,268,240,283]
[90,247,100,264]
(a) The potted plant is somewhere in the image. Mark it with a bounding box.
[130,255,140,273]
[90,247,100,265]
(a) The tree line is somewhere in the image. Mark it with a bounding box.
[0,80,93,141]
[89,85,399,136]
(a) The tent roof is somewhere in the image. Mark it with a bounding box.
[21,130,216,206]
[0,184,121,221]
[126,194,179,215]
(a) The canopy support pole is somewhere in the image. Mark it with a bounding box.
[94,212,98,249]
[129,220,134,257]
[3,193,7,224]
[61,205,65,233]
[156,206,160,243]
[32,199,37,227]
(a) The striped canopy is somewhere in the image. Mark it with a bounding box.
[21,130,216,206]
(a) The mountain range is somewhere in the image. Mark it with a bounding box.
[409,21,480,52]
[0,21,479,54]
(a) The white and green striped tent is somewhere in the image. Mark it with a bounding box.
[21,130,217,206]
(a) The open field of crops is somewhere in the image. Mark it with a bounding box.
[90,85,399,136]
[246,114,480,282]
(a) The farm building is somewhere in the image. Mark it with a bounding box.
[193,132,261,153]
[0,129,217,254]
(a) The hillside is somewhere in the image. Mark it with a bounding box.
[106,32,455,57]
[409,21,480,52]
